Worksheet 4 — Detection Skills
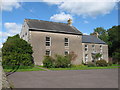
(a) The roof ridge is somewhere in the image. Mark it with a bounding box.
[24,18,68,25]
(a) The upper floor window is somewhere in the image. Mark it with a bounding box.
[64,38,69,46]
[100,45,102,52]
[92,45,94,47]
[85,45,88,51]
[46,36,51,46]
[45,50,51,56]
[25,32,27,35]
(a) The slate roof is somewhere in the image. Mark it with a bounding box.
[82,35,106,44]
[25,19,82,35]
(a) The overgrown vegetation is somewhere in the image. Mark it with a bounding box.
[43,52,77,68]
[96,60,108,67]
[2,34,34,74]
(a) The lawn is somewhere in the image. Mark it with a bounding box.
[4,66,45,72]
[44,64,120,71]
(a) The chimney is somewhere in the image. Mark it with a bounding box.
[67,18,72,26]
[92,32,99,38]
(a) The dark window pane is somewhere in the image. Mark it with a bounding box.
[65,43,68,46]
[85,48,87,51]
[92,45,94,47]
[46,37,50,41]
[65,38,68,42]
[65,51,69,55]
[46,42,50,46]
[46,50,50,56]
[85,45,87,47]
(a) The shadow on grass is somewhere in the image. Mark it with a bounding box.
[5,64,20,76]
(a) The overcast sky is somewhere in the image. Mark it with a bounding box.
[1,0,119,48]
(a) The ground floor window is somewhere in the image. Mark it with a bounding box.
[65,51,69,55]
[85,54,88,63]
[46,50,51,56]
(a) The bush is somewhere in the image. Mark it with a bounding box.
[87,62,96,67]
[96,60,108,67]
[54,55,71,68]
[43,52,77,68]
[43,56,55,68]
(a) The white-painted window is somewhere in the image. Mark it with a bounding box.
[85,54,88,62]
[45,50,51,56]
[100,45,102,52]
[85,45,88,51]
[46,37,51,46]
[92,45,95,51]
[64,38,69,46]
[65,50,69,55]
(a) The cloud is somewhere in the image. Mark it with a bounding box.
[0,22,22,43]
[83,20,89,24]
[1,0,21,11]
[50,12,73,22]
[83,33,89,35]
[4,22,22,35]
[43,0,118,18]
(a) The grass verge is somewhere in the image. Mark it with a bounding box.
[48,64,120,71]
[4,66,45,72]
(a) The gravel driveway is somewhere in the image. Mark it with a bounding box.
[8,69,118,88]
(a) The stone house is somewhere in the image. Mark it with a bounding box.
[20,19,108,65]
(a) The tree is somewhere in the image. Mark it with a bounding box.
[90,27,108,43]
[2,34,34,74]
[107,25,120,63]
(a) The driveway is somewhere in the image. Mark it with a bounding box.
[8,69,118,88]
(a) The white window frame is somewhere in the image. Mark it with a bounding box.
[45,36,51,46]
[92,45,95,51]
[100,45,102,52]
[65,50,69,56]
[45,50,51,56]
[64,38,69,47]
[85,45,88,51]
[85,54,88,63]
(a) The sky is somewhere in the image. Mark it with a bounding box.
[0,0,119,48]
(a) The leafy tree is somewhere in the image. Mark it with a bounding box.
[90,27,108,43]
[107,25,120,63]
[2,34,34,74]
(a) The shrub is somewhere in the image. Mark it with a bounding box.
[87,62,96,67]
[54,55,71,68]
[96,60,108,67]
[43,56,55,68]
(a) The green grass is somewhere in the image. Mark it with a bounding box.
[48,64,120,71]
[4,66,45,72]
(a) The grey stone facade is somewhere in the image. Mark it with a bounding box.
[82,43,108,63]
[20,19,108,65]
